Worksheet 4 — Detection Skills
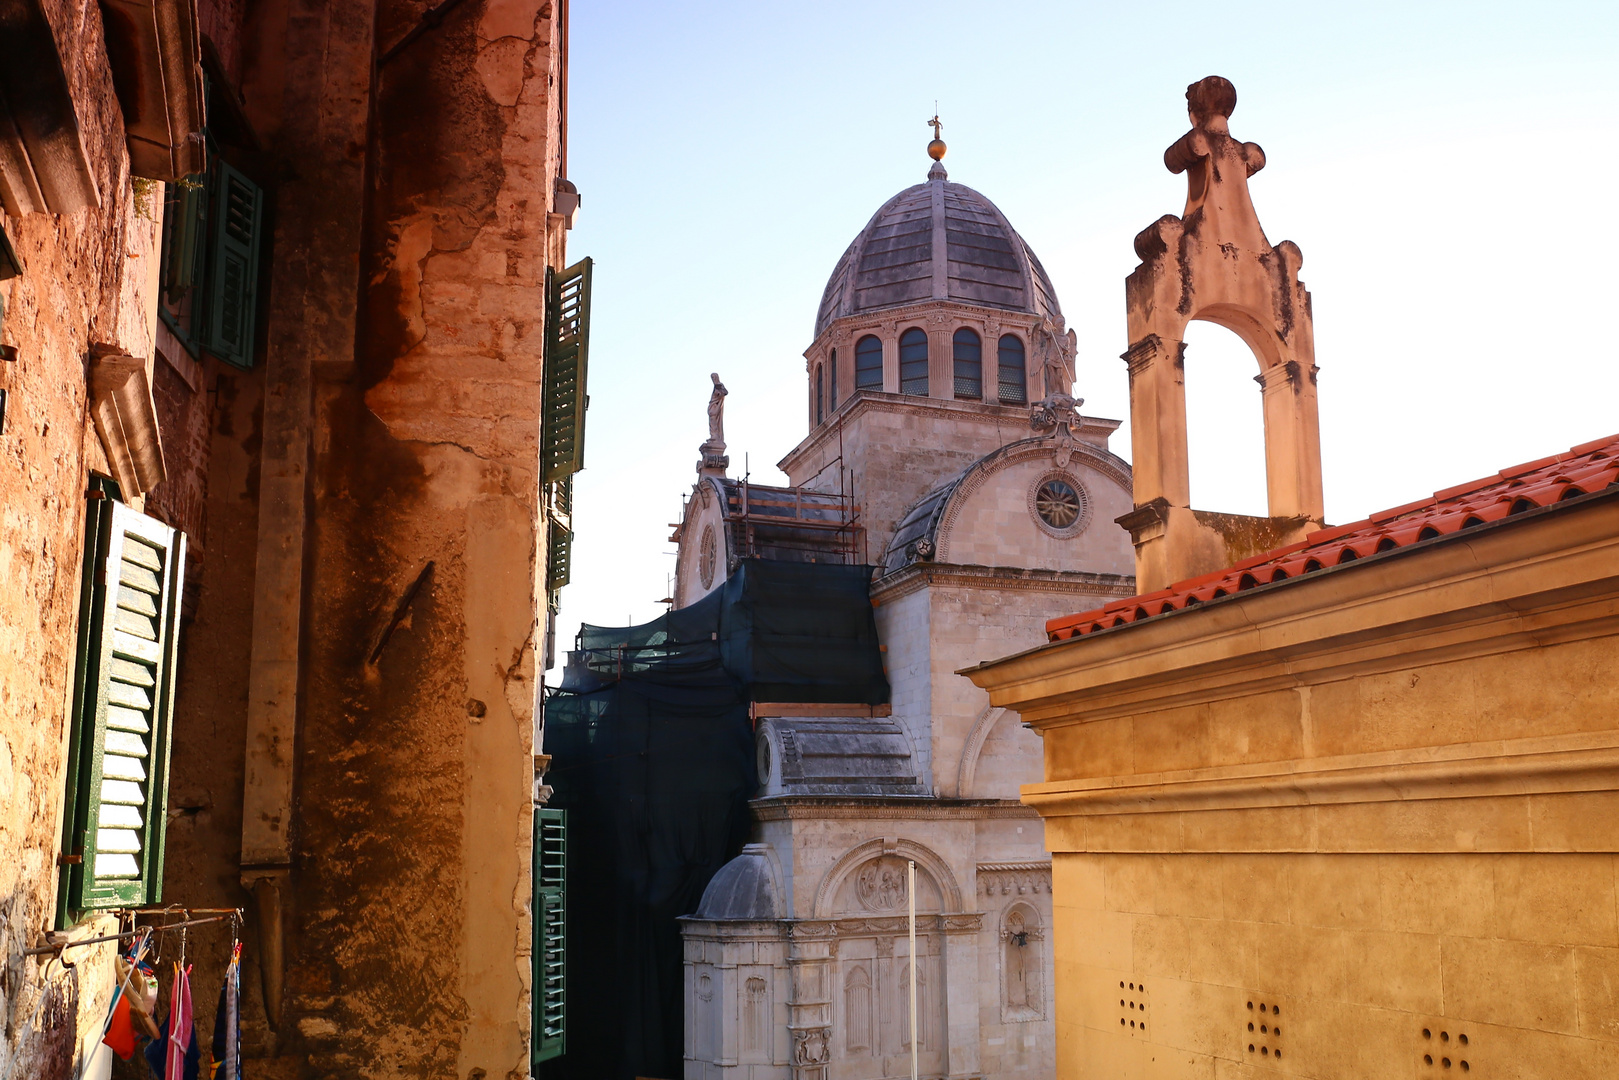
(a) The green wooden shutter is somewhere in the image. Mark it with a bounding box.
[533,808,567,1064]
[541,258,592,484]
[202,160,264,369]
[58,499,186,923]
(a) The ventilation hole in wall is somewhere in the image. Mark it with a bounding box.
[1275,1049,1282,1060]
[1249,1044,1256,1053]
[1274,1026,1281,1036]
[1461,1062,1469,1071]
[1272,1005,1280,1016]
[1120,1018,1125,1026]
[1247,1001,1254,1010]
[1423,1029,1432,1039]
[1441,1032,1450,1042]
[1442,1058,1451,1068]
[1459,1034,1468,1046]
[1425,1055,1433,1065]
[1248,1022,1254,1032]
[1262,1046,1269,1056]
[1260,1024,1268,1033]
[1119,981,1125,989]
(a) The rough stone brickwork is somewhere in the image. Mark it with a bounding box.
[0,0,166,1071]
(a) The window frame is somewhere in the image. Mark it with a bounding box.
[899,327,928,397]
[997,334,1028,405]
[854,335,883,390]
[952,327,982,400]
[57,493,186,926]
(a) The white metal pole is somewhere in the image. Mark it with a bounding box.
[909,858,918,1080]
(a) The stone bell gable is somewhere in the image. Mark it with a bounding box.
[1120,74,1325,592]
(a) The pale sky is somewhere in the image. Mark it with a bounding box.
[555,0,1619,662]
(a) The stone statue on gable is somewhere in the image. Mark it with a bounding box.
[697,372,730,474]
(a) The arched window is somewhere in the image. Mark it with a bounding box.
[815,364,824,425]
[899,327,928,396]
[997,334,1027,404]
[855,335,883,389]
[829,348,838,412]
[952,328,982,400]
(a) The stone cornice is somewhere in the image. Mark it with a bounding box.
[963,494,1619,727]
[1022,730,1619,821]
[870,562,1136,606]
[805,298,1049,357]
[750,796,1038,822]
[789,914,985,938]
[777,388,1122,476]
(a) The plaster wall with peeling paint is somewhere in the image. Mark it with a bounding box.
[2,0,573,1076]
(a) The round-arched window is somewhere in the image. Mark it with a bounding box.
[855,336,883,389]
[815,364,824,425]
[899,328,928,396]
[998,335,1027,404]
[953,328,982,400]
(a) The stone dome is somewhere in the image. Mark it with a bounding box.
[813,162,1063,340]
[694,845,781,920]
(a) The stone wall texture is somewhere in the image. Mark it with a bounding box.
[0,0,165,1072]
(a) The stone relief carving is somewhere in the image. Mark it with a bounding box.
[979,862,1053,897]
[792,1025,831,1066]
[743,976,769,1056]
[1030,390,1086,468]
[855,858,909,911]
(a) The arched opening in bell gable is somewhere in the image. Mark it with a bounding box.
[1182,319,1269,517]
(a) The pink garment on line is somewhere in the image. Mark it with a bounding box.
[166,963,193,1078]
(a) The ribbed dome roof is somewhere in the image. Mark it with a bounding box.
[814,164,1063,339]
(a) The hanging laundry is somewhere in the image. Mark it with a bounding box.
[166,963,195,1079]
[209,942,243,1080]
[102,935,160,1058]
[143,1012,200,1080]
[102,995,137,1060]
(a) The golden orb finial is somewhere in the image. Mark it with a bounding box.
[927,114,946,161]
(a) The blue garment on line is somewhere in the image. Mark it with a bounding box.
[143,1014,199,1080]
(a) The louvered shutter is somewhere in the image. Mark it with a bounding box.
[533,808,567,1064]
[202,160,263,369]
[58,499,186,920]
[541,259,592,484]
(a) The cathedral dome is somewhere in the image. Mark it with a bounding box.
[813,162,1063,340]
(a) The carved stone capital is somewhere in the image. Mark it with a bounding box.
[1120,334,1164,376]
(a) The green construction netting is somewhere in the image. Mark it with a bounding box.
[540,560,887,1080]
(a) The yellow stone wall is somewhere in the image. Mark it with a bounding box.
[967,496,1619,1077]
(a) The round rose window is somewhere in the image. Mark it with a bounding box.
[1029,472,1092,537]
[699,525,717,588]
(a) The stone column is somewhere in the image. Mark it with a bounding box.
[787,922,835,1080]
[942,914,983,1079]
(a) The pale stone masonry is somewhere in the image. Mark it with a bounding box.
[673,141,1135,1080]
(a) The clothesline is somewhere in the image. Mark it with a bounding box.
[22,910,241,958]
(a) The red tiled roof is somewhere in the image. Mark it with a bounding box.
[1046,433,1619,643]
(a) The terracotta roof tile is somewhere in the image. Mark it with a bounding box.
[1044,433,1619,643]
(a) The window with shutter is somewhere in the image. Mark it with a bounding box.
[533,808,567,1064]
[202,161,264,369]
[157,158,265,369]
[57,497,186,925]
[541,259,592,484]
